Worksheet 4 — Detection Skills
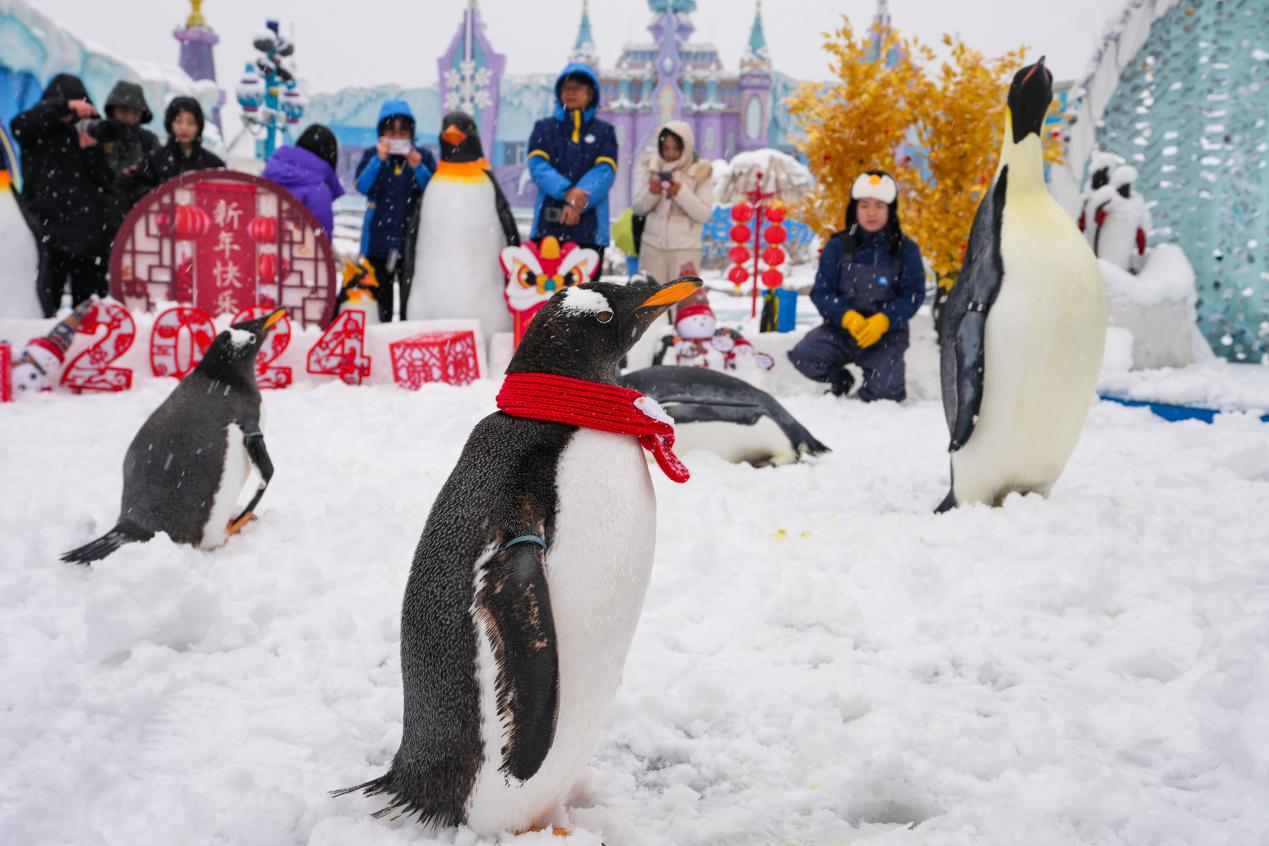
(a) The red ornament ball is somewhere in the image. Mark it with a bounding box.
[729,245,752,265]
[730,203,754,223]
[761,268,784,288]
[727,265,750,285]
[258,252,278,282]
[764,224,787,245]
[762,246,786,267]
[729,224,752,244]
[764,205,787,224]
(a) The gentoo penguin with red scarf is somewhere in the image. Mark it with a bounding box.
[336,275,702,836]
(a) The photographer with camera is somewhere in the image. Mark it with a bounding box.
[10,74,114,315]
[90,81,160,237]
[526,63,618,279]
[354,101,436,321]
[629,121,714,284]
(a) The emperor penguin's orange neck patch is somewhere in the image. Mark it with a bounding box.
[435,159,492,183]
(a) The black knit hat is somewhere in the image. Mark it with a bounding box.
[296,124,338,172]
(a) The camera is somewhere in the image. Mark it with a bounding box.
[387,138,412,156]
[75,118,114,141]
[543,205,563,223]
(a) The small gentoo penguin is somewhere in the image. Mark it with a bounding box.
[60,309,286,564]
[334,276,702,836]
[937,57,1107,511]
[405,110,519,339]
[620,366,829,467]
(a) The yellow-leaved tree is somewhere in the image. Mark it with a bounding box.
[789,20,1065,295]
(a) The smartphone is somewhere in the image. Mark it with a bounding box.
[387,139,412,156]
[657,170,672,182]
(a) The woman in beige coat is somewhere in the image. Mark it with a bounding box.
[630,120,715,282]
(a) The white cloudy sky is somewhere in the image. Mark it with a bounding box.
[34,0,1121,93]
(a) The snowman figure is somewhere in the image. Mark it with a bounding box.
[655,299,774,372]
[7,299,94,396]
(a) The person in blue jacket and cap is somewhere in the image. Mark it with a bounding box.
[355,100,437,321]
[526,62,618,279]
[788,168,926,402]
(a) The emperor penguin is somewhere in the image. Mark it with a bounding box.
[60,309,286,563]
[405,111,519,341]
[0,128,43,320]
[335,276,703,835]
[937,57,1107,511]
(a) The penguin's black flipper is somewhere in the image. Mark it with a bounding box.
[935,489,957,514]
[231,431,274,527]
[474,536,558,783]
[486,170,521,247]
[941,166,1008,451]
[60,520,154,565]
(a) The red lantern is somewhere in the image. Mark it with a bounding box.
[764,205,787,224]
[762,246,786,267]
[727,265,750,285]
[729,224,752,244]
[761,268,784,288]
[730,203,754,223]
[258,252,278,282]
[764,224,787,245]
[173,204,211,240]
[729,245,752,265]
[248,216,278,243]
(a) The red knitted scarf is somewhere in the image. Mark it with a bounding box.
[496,372,690,483]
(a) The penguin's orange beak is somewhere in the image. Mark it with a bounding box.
[442,125,467,146]
[263,308,287,330]
[639,277,703,309]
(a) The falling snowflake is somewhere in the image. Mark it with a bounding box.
[443,59,493,113]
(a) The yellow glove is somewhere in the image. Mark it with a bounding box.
[840,309,866,336]
[855,312,890,348]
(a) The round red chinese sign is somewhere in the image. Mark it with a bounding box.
[110,169,337,329]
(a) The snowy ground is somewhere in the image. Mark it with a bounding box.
[3,370,1269,845]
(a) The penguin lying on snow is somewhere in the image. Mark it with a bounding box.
[937,57,1106,511]
[61,309,286,563]
[620,366,829,466]
[334,276,702,835]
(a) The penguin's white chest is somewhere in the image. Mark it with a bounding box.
[406,176,510,338]
[0,189,42,319]
[465,428,657,833]
[199,423,254,549]
[675,416,797,466]
[953,196,1107,505]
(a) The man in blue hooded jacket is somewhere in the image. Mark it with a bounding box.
[355,100,437,321]
[526,63,618,279]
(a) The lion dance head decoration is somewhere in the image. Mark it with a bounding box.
[499,236,600,346]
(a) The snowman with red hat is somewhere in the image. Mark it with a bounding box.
[654,295,773,372]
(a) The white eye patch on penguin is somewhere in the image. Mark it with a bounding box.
[559,286,613,316]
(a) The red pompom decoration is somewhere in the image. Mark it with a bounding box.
[761,268,784,288]
[764,205,787,224]
[727,265,750,285]
[730,204,754,223]
[730,224,752,244]
[729,245,752,265]
[762,246,786,267]
[764,224,787,245]
[248,215,278,243]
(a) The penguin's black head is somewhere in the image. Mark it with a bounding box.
[439,111,484,163]
[196,308,287,384]
[1007,57,1053,144]
[507,276,703,384]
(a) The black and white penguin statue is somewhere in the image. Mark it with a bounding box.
[0,132,43,319]
[60,309,286,563]
[335,276,702,836]
[405,111,519,339]
[937,57,1106,511]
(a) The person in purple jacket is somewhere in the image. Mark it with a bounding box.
[261,124,343,238]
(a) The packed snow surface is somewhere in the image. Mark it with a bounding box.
[2,376,1267,845]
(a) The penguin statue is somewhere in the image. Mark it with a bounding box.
[335,276,703,836]
[1076,150,1125,254]
[405,111,519,341]
[0,127,43,320]
[620,366,829,466]
[937,57,1107,511]
[333,257,382,325]
[61,309,287,563]
[1091,165,1148,272]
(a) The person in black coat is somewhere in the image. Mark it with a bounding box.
[10,73,115,315]
[147,97,224,184]
[95,81,161,235]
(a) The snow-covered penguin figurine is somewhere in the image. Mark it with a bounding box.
[405,111,519,341]
[60,309,287,564]
[334,276,702,836]
[0,131,43,319]
[938,57,1106,511]
[654,298,773,372]
[1090,165,1148,272]
[499,235,599,346]
[333,258,381,325]
[1077,150,1126,257]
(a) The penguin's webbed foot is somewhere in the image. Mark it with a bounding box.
[226,512,258,536]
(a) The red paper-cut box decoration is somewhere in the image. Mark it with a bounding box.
[389,331,481,390]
